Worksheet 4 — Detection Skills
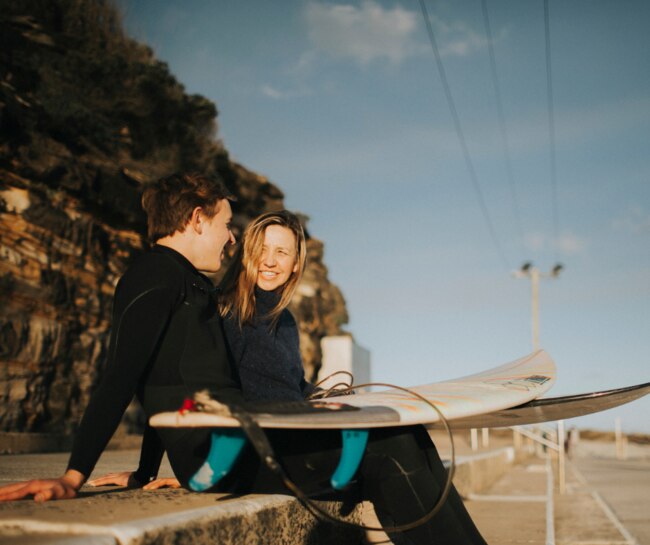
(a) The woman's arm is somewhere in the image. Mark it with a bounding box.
[300,378,319,398]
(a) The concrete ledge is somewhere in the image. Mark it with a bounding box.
[0,489,362,545]
[0,445,520,545]
[0,449,363,545]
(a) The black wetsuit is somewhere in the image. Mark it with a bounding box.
[67,245,241,483]
[69,246,486,544]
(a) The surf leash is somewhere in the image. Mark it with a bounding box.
[293,381,457,534]
[193,381,457,535]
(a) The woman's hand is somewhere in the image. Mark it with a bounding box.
[0,470,84,502]
[143,477,181,490]
[87,471,139,488]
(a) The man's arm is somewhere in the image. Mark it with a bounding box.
[0,470,84,502]
[67,284,177,479]
[0,268,179,502]
[87,423,165,488]
[133,423,165,484]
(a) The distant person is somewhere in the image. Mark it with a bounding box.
[0,182,487,545]
[564,426,577,458]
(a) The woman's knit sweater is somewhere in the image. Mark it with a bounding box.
[223,287,316,402]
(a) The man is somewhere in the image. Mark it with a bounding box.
[0,173,487,544]
[0,172,240,500]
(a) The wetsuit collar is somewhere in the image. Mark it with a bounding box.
[151,245,219,295]
[152,244,200,275]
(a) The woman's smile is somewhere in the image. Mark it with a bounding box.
[256,225,298,291]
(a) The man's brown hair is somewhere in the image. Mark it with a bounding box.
[141,173,233,242]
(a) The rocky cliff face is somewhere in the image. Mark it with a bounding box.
[0,1,348,434]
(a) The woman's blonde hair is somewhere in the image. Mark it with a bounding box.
[220,210,307,327]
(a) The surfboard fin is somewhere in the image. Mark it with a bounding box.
[189,429,247,491]
[330,429,369,490]
[189,427,369,492]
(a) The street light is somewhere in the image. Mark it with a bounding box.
[513,262,564,351]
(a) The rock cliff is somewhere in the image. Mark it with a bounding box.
[0,0,348,434]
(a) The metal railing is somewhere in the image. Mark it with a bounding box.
[471,420,567,494]
[511,420,566,494]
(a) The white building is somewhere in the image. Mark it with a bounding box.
[318,335,371,390]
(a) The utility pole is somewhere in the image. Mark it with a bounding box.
[514,262,563,351]
[513,261,566,493]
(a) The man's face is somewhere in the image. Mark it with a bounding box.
[197,199,235,272]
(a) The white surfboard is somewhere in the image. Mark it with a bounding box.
[151,350,556,430]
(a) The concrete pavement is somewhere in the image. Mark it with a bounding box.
[566,451,650,545]
[463,438,649,545]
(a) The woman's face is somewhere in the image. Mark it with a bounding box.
[256,224,298,291]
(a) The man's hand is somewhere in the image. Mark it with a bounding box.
[0,470,85,502]
[87,471,138,488]
[87,473,181,491]
[143,478,181,490]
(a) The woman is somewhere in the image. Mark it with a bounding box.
[219,210,318,402]
[220,212,486,543]
[91,210,487,545]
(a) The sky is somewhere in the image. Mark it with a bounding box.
[119,0,649,433]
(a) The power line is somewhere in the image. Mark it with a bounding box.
[418,0,510,270]
[481,0,525,251]
[544,0,560,260]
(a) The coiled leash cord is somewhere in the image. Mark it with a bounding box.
[310,370,355,398]
[200,379,456,534]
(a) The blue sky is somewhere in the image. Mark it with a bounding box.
[119,1,649,432]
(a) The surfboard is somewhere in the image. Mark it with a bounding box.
[150,350,556,491]
[150,350,649,491]
[151,349,557,430]
[444,380,650,430]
